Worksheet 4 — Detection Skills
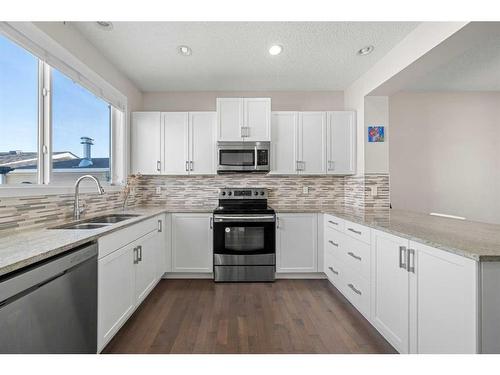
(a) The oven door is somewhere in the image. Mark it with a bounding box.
[213,214,276,265]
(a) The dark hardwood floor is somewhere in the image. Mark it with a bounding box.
[103,279,396,354]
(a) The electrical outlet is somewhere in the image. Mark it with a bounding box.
[302,186,309,194]
[369,186,378,196]
[156,186,161,194]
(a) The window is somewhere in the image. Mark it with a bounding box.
[51,69,111,184]
[0,34,39,184]
[0,33,117,186]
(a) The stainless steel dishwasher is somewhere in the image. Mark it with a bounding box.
[0,242,97,353]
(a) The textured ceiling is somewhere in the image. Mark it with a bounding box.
[73,22,419,91]
[405,30,500,91]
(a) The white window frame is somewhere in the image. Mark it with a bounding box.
[0,22,128,197]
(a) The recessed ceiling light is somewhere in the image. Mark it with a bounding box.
[178,45,192,56]
[269,45,283,56]
[95,21,113,31]
[357,45,374,56]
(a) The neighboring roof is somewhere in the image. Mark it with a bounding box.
[14,157,110,170]
[0,151,78,168]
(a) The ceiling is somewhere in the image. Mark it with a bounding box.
[73,22,419,92]
[397,22,500,92]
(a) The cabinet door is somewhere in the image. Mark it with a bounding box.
[298,112,326,174]
[135,229,161,304]
[97,243,136,351]
[163,112,189,174]
[276,213,318,273]
[217,98,243,141]
[131,112,161,174]
[244,98,271,141]
[171,213,213,272]
[189,112,216,175]
[327,111,356,175]
[270,112,298,174]
[410,241,478,354]
[371,230,410,353]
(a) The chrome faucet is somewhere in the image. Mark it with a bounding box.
[73,175,105,220]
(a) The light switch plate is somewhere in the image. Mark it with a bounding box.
[369,186,378,196]
[302,186,309,194]
[156,186,161,194]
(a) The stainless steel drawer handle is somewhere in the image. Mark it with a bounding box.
[137,245,142,262]
[407,248,415,273]
[328,240,339,247]
[347,283,362,295]
[328,220,338,226]
[347,228,362,235]
[347,251,362,261]
[328,266,339,275]
[399,246,407,270]
[133,247,139,264]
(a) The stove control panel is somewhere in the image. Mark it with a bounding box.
[219,188,268,200]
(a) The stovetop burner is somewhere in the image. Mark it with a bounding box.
[214,187,275,215]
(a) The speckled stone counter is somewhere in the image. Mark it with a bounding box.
[321,208,500,262]
[0,206,215,277]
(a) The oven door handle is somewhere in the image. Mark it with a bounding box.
[254,146,258,170]
[214,215,276,222]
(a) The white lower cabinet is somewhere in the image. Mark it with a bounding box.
[371,230,411,353]
[171,213,213,273]
[276,213,318,273]
[324,215,479,354]
[97,215,166,352]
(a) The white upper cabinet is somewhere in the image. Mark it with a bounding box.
[327,111,356,175]
[163,112,189,175]
[297,112,327,174]
[131,111,216,175]
[217,98,271,141]
[189,112,216,175]
[131,112,162,175]
[270,112,298,174]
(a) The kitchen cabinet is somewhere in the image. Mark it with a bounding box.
[298,112,327,174]
[409,241,477,354]
[131,112,162,174]
[270,111,326,175]
[216,98,271,141]
[97,215,166,351]
[163,112,216,175]
[276,213,318,273]
[326,111,356,175]
[270,112,297,174]
[371,229,410,353]
[171,213,213,273]
[131,111,216,175]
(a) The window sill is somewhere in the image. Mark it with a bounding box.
[0,184,123,198]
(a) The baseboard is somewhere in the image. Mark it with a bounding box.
[276,272,326,279]
[164,272,214,279]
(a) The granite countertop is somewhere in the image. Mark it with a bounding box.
[0,206,215,277]
[321,208,500,262]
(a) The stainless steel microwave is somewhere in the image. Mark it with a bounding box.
[217,141,270,173]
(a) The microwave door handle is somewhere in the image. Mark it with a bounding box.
[254,146,258,170]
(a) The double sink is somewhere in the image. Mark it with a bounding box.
[50,214,140,230]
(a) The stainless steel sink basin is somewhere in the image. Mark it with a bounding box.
[51,222,111,230]
[85,214,140,224]
[49,214,140,229]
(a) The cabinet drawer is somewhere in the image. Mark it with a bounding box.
[341,265,370,318]
[324,251,345,290]
[344,220,371,244]
[324,214,344,232]
[98,216,161,259]
[342,236,371,280]
[324,226,344,261]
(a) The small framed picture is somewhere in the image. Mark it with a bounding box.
[368,126,385,142]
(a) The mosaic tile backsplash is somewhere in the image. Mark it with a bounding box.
[0,173,390,234]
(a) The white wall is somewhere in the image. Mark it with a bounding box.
[142,91,344,111]
[389,91,500,224]
[364,96,389,173]
[344,22,468,175]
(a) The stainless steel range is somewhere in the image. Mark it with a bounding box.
[213,187,276,282]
